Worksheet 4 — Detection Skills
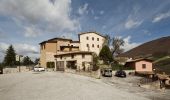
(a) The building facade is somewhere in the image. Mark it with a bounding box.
[39,32,105,71]
[125,58,153,72]
[79,32,105,55]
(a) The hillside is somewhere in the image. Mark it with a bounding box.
[153,56,170,74]
[119,36,170,58]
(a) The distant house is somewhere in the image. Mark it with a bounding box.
[125,58,153,73]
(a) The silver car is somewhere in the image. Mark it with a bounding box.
[101,68,112,77]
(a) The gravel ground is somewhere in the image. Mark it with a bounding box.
[0,72,169,100]
[101,75,170,100]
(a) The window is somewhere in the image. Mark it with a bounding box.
[86,44,89,47]
[46,62,55,68]
[82,54,85,59]
[97,38,99,41]
[92,37,94,40]
[60,56,62,60]
[71,55,74,59]
[92,44,94,47]
[142,64,146,69]
[97,45,99,48]
[86,36,89,40]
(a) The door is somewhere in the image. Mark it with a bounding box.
[56,61,64,71]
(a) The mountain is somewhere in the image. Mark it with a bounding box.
[153,56,170,74]
[119,36,170,58]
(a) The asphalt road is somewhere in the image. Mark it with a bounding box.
[0,72,157,100]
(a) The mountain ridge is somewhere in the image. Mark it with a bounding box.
[119,36,170,58]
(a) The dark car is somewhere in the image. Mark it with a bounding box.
[0,67,3,74]
[101,68,112,77]
[115,70,126,78]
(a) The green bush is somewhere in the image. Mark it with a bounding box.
[112,64,134,70]
[46,62,55,68]
[92,65,99,71]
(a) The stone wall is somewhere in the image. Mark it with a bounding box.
[3,66,31,74]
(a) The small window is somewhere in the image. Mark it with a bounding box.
[92,37,94,41]
[97,38,99,41]
[86,36,89,40]
[92,44,94,47]
[60,56,62,60]
[97,45,99,48]
[82,54,85,59]
[142,64,146,69]
[71,55,74,59]
[86,44,89,47]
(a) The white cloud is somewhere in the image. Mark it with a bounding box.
[94,16,99,20]
[125,19,143,29]
[24,26,41,37]
[143,30,152,36]
[100,10,104,15]
[0,42,39,62]
[152,11,170,23]
[14,44,39,54]
[122,36,140,51]
[0,43,9,53]
[102,25,106,29]
[0,0,79,37]
[78,3,88,15]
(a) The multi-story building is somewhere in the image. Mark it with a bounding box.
[39,32,105,71]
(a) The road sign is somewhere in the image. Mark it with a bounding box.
[16,55,20,61]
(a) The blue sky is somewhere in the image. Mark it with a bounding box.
[0,0,170,62]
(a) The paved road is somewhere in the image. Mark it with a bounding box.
[0,72,151,100]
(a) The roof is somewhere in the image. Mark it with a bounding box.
[70,41,80,43]
[78,31,106,38]
[54,51,93,57]
[126,58,153,63]
[39,37,72,44]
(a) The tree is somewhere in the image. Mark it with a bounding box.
[3,45,16,66]
[99,45,113,64]
[22,56,33,65]
[92,53,100,71]
[111,37,124,57]
[34,58,40,65]
[103,34,111,46]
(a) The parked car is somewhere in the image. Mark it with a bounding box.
[0,67,3,74]
[115,70,126,78]
[34,67,45,72]
[101,68,112,77]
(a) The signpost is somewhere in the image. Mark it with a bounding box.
[16,55,23,72]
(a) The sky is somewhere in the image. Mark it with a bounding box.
[0,0,170,62]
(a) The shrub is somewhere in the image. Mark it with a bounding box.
[112,63,134,70]
[92,65,99,71]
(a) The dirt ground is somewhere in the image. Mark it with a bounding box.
[0,72,170,100]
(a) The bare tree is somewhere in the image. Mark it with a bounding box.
[111,37,124,57]
[103,34,111,46]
